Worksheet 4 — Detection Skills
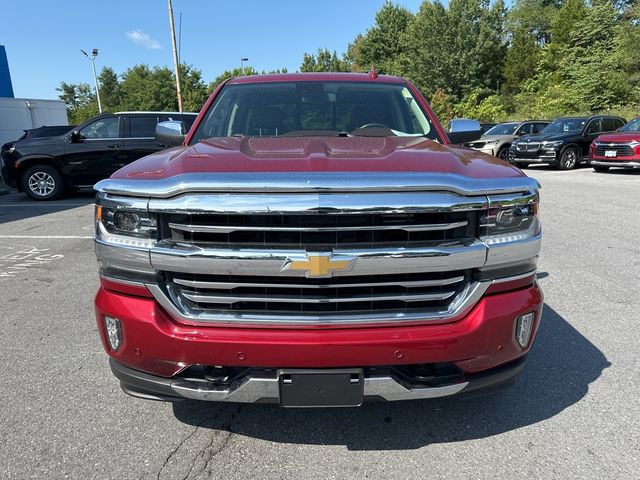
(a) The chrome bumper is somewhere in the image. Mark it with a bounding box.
[111,358,527,404]
[591,160,640,169]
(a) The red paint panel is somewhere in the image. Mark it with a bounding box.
[94,284,543,377]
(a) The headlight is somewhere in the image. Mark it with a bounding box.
[95,195,157,248]
[485,140,499,145]
[8,146,15,153]
[480,192,540,244]
[542,140,562,148]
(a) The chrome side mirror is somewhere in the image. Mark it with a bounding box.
[155,121,187,147]
[448,118,482,145]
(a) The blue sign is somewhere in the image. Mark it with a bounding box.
[0,45,15,98]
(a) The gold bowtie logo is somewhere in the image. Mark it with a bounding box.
[284,253,355,278]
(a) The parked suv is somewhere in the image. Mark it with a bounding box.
[93,73,543,407]
[0,111,197,200]
[509,115,626,169]
[590,116,640,172]
[466,121,550,161]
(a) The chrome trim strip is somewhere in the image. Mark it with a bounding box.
[145,281,490,326]
[150,192,487,215]
[95,241,154,274]
[172,275,466,290]
[180,290,456,304]
[149,241,488,277]
[491,270,537,284]
[169,375,468,402]
[95,173,540,197]
[591,160,640,168]
[98,274,147,288]
[168,220,469,234]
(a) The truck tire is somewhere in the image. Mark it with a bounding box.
[558,147,578,170]
[21,165,64,201]
[593,166,610,172]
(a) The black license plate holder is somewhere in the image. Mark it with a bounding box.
[278,369,364,408]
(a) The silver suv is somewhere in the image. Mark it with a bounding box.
[465,121,550,161]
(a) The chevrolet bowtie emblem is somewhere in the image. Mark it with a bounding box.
[283,253,356,278]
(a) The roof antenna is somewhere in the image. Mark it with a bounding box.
[369,66,378,79]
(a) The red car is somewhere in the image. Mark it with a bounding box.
[590,116,640,171]
[93,73,543,407]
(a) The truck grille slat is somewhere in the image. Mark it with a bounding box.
[165,271,470,316]
[594,144,634,157]
[162,211,476,249]
[181,290,456,304]
[168,220,468,234]
[172,275,466,290]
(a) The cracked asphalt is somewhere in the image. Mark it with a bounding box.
[0,166,638,479]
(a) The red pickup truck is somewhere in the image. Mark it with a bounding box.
[93,73,543,407]
[590,116,640,171]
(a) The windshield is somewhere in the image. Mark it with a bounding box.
[618,117,640,132]
[190,81,437,143]
[542,118,587,134]
[484,123,519,136]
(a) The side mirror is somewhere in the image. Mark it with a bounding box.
[155,121,187,147]
[447,118,482,145]
[69,131,82,143]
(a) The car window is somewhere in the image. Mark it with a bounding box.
[129,116,159,138]
[585,119,602,135]
[618,118,640,132]
[601,118,616,132]
[532,123,547,134]
[613,118,626,130]
[190,81,438,143]
[518,123,534,135]
[80,117,120,139]
[484,123,519,135]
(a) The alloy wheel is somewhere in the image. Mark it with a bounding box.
[28,171,56,197]
[563,150,577,169]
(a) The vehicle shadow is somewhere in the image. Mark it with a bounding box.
[172,303,609,450]
[0,189,95,225]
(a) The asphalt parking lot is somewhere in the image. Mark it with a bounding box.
[0,166,638,480]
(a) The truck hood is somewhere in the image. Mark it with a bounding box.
[595,132,640,143]
[111,136,524,180]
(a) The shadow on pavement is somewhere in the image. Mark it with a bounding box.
[0,189,95,225]
[173,303,609,450]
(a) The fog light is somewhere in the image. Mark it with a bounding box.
[515,312,535,348]
[104,316,122,351]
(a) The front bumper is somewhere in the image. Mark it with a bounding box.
[590,159,640,169]
[95,282,543,403]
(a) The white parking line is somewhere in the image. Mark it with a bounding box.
[0,235,93,239]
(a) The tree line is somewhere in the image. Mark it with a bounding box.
[59,0,640,125]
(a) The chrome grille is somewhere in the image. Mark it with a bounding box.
[516,142,540,152]
[594,143,634,157]
[161,211,477,248]
[165,271,471,316]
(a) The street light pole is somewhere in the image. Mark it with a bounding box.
[168,0,183,112]
[81,49,102,113]
[240,57,248,75]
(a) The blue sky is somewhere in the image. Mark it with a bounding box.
[2,0,424,100]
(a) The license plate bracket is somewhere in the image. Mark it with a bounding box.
[278,369,364,407]
[605,150,617,158]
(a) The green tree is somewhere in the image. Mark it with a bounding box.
[299,48,351,72]
[97,67,122,112]
[56,82,99,124]
[353,1,414,74]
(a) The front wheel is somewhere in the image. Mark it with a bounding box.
[497,147,510,162]
[558,147,578,170]
[22,165,64,201]
[593,166,610,172]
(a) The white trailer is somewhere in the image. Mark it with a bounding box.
[0,97,68,146]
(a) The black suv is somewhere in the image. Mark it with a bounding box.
[508,115,626,170]
[0,111,197,200]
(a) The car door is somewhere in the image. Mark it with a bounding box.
[122,115,165,164]
[582,118,603,157]
[63,116,124,185]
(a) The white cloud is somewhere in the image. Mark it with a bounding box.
[126,29,161,50]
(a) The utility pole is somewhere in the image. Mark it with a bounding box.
[168,0,183,112]
[81,49,102,113]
